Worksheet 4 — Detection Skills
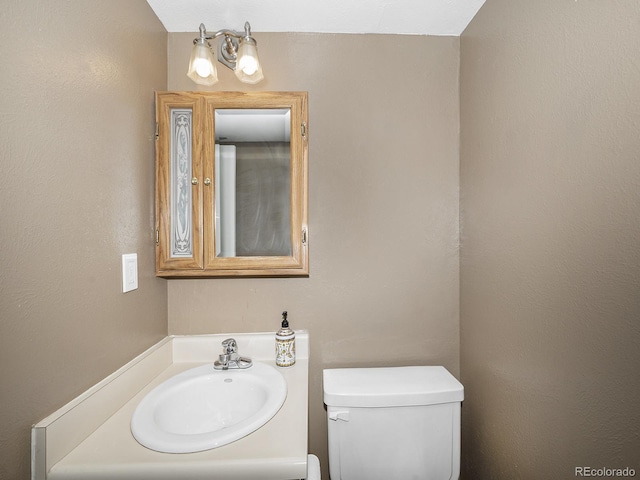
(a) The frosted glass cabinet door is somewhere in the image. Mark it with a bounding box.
[155,91,309,277]
[155,93,204,271]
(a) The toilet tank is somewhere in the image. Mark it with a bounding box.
[323,366,463,480]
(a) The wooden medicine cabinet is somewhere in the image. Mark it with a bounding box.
[155,91,309,277]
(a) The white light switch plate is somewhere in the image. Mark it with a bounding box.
[122,253,138,293]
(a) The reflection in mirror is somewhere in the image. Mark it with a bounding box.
[214,109,292,258]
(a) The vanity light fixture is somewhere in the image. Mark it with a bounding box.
[187,22,264,86]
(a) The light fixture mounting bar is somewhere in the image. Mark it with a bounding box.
[196,22,254,43]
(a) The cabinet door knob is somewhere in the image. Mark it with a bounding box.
[191,177,198,185]
[204,178,211,186]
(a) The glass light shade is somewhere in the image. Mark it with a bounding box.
[187,42,218,86]
[234,40,264,84]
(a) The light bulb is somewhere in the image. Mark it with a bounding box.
[187,41,218,86]
[234,40,263,84]
[238,55,258,75]
[194,58,212,78]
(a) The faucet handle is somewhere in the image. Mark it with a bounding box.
[222,338,237,354]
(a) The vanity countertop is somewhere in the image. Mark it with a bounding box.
[33,333,309,480]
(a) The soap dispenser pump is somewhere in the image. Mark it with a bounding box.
[275,311,296,367]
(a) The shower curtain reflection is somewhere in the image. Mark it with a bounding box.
[215,142,291,257]
[235,142,291,256]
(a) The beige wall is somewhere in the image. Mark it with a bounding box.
[10,3,636,477]
[460,0,640,478]
[167,32,461,476]
[0,1,168,478]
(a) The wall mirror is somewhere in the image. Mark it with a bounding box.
[155,91,308,277]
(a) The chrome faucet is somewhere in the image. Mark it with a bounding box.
[213,338,253,370]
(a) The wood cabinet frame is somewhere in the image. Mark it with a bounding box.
[155,91,309,277]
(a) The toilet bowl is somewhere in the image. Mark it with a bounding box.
[306,454,321,480]
[323,366,463,480]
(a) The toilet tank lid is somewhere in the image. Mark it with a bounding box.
[323,366,463,408]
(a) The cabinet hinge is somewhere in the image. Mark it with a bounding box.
[302,227,307,245]
[301,122,307,140]
[155,122,159,139]
[155,228,159,245]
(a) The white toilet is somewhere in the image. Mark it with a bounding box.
[306,453,321,479]
[323,366,464,480]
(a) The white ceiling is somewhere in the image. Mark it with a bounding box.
[146,0,486,36]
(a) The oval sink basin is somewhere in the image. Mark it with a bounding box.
[131,362,287,453]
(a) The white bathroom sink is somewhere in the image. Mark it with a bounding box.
[131,362,287,453]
